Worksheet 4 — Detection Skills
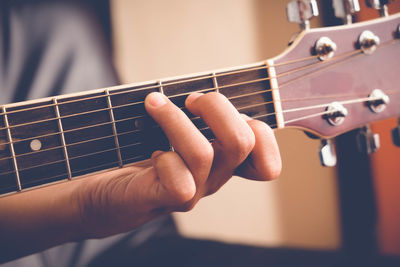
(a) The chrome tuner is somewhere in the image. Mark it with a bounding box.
[287,0,319,31]
[368,89,389,113]
[315,37,337,61]
[319,139,337,167]
[366,0,393,17]
[325,102,348,126]
[332,0,360,24]
[358,30,380,54]
[356,126,380,154]
[392,119,400,147]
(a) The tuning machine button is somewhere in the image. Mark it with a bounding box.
[358,30,380,54]
[368,89,389,113]
[325,102,348,126]
[319,139,337,167]
[315,37,337,61]
[356,126,380,154]
[366,0,393,17]
[287,0,319,31]
[332,0,360,24]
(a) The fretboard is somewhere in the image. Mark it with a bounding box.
[0,62,277,195]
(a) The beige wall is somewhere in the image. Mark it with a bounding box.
[111,0,341,249]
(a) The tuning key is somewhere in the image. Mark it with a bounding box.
[332,0,360,24]
[366,0,394,17]
[319,139,337,167]
[287,0,319,30]
[356,126,380,154]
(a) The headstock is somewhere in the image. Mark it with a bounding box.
[275,0,400,166]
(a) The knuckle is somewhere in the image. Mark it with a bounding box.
[227,131,255,163]
[169,182,196,205]
[190,143,214,166]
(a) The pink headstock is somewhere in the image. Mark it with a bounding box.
[273,13,400,138]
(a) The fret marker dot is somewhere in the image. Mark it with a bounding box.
[134,119,145,130]
[30,139,42,151]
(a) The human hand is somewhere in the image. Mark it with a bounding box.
[77,92,281,238]
[0,92,281,262]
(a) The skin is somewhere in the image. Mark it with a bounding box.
[0,92,281,263]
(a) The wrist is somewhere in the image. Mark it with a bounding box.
[0,179,85,261]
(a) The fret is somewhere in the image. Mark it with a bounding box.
[158,80,165,95]
[212,72,219,93]
[58,92,120,176]
[215,64,277,128]
[105,89,123,168]
[266,59,284,129]
[163,75,216,133]
[53,98,72,179]
[5,102,68,189]
[110,83,170,164]
[158,80,174,152]
[163,75,215,108]
[1,106,21,192]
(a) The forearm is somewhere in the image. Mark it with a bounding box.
[0,180,83,263]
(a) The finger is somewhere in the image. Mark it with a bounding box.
[186,92,255,168]
[145,92,213,183]
[150,151,196,207]
[235,117,282,181]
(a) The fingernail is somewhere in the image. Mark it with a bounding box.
[147,92,167,107]
[185,92,203,106]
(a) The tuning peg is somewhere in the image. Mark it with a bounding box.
[319,139,337,167]
[356,126,380,154]
[366,0,393,17]
[287,0,319,30]
[332,0,360,24]
[392,118,400,147]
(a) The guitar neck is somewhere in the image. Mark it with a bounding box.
[2,13,400,196]
[0,62,280,196]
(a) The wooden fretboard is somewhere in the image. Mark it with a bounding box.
[0,62,277,195]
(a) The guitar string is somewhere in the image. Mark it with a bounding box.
[0,154,148,191]
[0,45,372,135]
[0,52,359,148]
[0,85,367,148]
[4,33,397,134]
[0,93,397,179]
[0,136,217,191]
[0,53,347,132]
[0,37,397,135]
[0,49,398,160]
[0,44,382,150]
[2,37,391,122]
[2,88,398,163]
[0,53,323,117]
[0,44,392,151]
[2,36,397,135]
[0,127,216,177]
[6,33,397,119]
[0,42,399,179]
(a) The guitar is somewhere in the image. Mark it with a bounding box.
[0,12,399,197]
